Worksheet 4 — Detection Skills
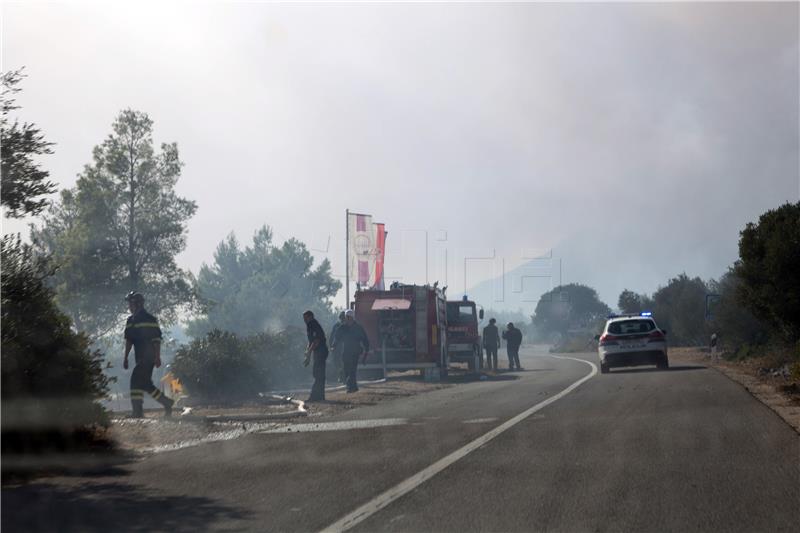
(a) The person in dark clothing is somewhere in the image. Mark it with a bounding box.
[331,309,369,393]
[123,291,174,418]
[303,310,329,402]
[502,322,523,370]
[329,311,346,383]
[483,318,500,371]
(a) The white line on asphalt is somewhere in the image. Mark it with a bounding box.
[261,418,409,433]
[319,355,597,533]
[462,417,499,424]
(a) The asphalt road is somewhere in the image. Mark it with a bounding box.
[4,347,798,532]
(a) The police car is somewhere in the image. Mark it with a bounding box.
[597,312,668,374]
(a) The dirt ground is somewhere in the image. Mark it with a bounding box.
[108,370,456,452]
[670,347,800,433]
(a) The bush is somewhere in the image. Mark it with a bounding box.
[1,236,109,453]
[172,327,309,404]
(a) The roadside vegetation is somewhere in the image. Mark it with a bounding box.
[1,70,110,458]
[171,328,308,404]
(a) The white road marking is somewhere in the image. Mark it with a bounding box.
[462,417,499,424]
[320,355,597,533]
[261,418,408,433]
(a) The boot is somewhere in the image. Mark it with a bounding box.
[158,394,174,418]
[130,399,144,418]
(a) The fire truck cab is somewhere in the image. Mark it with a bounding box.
[446,296,484,372]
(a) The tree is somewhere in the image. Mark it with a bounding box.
[707,269,769,349]
[735,202,800,342]
[31,109,197,337]
[187,226,341,338]
[2,235,109,451]
[1,68,56,217]
[651,273,709,345]
[617,289,655,314]
[532,283,610,338]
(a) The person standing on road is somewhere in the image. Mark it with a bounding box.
[329,311,346,383]
[331,309,370,393]
[483,318,500,371]
[710,332,719,363]
[123,291,174,418]
[502,322,523,370]
[303,310,329,402]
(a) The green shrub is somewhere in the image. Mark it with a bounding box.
[172,327,309,404]
[736,202,800,343]
[1,236,109,453]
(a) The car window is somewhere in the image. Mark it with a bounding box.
[608,319,656,335]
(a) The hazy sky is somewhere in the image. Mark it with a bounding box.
[3,1,798,311]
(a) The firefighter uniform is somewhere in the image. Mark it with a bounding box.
[329,314,346,383]
[332,317,369,393]
[483,321,500,370]
[125,309,173,417]
[306,317,329,402]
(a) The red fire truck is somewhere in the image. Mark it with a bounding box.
[445,297,484,371]
[353,284,448,378]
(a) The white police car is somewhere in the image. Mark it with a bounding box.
[597,312,668,374]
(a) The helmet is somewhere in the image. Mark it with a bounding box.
[125,291,144,304]
[344,309,355,318]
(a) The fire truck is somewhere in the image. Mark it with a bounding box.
[353,284,448,379]
[445,296,484,372]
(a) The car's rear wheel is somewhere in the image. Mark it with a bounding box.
[600,362,610,374]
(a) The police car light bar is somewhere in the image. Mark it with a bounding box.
[608,312,653,319]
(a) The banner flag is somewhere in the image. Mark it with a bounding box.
[348,212,374,285]
[372,223,386,290]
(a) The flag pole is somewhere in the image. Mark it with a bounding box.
[345,208,350,309]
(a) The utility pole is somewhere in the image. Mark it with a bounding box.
[345,208,350,309]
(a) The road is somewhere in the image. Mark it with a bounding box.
[4,347,798,532]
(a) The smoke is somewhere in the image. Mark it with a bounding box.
[3,2,797,307]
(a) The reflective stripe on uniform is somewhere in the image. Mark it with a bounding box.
[151,389,162,400]
[130,389,146,399]
[125,322,161,330]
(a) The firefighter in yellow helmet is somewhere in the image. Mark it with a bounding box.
[123,291,174,418]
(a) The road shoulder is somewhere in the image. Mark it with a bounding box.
[670,347,800,433]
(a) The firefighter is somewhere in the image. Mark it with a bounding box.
[303,310,329,402]
[123,291,174,418]
[331,309,370,393]
[482,318,500,371]
[502,322,523,370]
[329,311,346,383]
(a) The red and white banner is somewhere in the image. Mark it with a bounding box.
[348,213,387,289]
[373,222,386,290]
